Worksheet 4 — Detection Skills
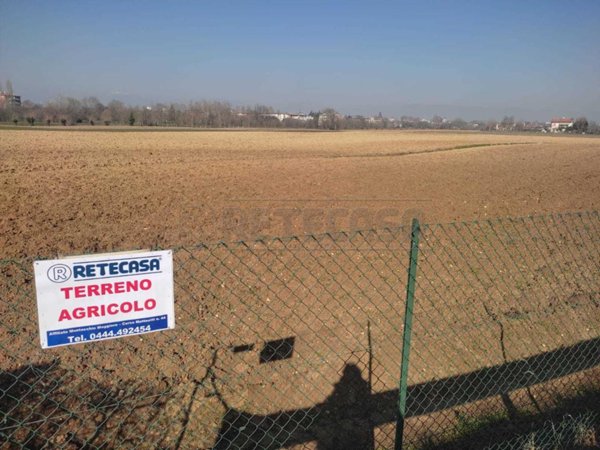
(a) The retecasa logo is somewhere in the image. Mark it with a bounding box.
[47,264,72,283]
[73,257,161,280]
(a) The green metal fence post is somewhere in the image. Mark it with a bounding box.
[395,218,420,450]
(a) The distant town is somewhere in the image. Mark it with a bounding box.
[0,82,596,134]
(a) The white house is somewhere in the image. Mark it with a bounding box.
[260,113,290,122]
[550,117,574,132]
[289,113,313,122]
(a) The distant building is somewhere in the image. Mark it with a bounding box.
[289,113,313,122]
[550,117,573,132]
[266,113,290,122]
[0,91,21,108]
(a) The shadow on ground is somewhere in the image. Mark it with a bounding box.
[0,360,173,449]
[211,337,600,449]
[1,337,599,449]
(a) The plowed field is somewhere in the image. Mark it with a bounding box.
[1,128,598,257]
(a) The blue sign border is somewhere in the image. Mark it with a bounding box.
[47,315,168,347]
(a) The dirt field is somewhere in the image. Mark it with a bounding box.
[1,128,599,258]
[1,128,599,449]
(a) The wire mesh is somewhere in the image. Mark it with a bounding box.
[0,211,598,449]
[405,211,600,449]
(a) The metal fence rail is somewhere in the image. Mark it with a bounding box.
[1,211,599,449]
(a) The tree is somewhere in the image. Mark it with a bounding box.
[81,97,104,122]
[167,105,178,125]
[47,96,82,123]
[319,108,341,130]
[431,115,444,126]
[128,112,135,126]
[573,117,589,133]
[483,120,498,131]
[107,100,127,124]
[450,118,467,129]
[500,116,515,130]
[587,121,600,134]
[141,106,152,126]
[514,121,526,132]
[26,117,35,126]
[100,108,112,125]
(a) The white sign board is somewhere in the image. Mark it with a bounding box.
[34,250,174,348]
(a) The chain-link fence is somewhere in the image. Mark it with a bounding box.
[1,211,599,449]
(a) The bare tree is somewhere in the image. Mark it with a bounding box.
[500,116,515,130]
[81,97,104,123]
[573,117,589,133]
[319,108,341,130]
[450,118,467,129]
[587,121,600,134]
[483,120,498,131]
[100,108,112,125]
[107,100,128,124]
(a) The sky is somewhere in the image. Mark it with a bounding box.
[1,0,599,121]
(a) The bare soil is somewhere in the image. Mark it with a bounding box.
[0,129,599,449]
[1,129,599,258]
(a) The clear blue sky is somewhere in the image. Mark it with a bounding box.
[1,0,599,120]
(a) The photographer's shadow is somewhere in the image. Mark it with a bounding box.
[212,363,373,450]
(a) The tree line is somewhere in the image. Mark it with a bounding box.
[0,96,295,128]
[0,92,358,130]
[1,92,598,133]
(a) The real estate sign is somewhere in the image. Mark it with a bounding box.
[34,250,175,348]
